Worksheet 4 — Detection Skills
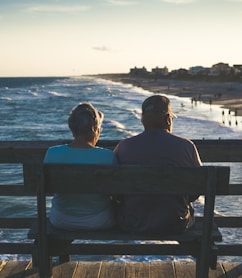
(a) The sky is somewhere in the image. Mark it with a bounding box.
[0,0,242,77]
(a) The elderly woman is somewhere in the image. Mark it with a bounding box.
[44,103,117,231]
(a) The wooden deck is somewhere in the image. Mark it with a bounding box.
[0,260,242,278]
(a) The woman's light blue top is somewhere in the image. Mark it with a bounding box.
[44,145,117,218]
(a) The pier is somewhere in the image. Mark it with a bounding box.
[1,260,242,277]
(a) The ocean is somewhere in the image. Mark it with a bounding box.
[0,76,242,262]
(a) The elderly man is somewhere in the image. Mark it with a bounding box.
[114,95,202,235]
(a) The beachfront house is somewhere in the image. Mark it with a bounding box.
[189,66,210,76]
[209,63,232,76]
[129,66,148,76]
[233,65,242,76]
[151,66,169,77]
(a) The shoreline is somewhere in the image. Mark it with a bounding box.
[98,75,242,116]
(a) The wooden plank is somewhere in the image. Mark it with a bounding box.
[0,243,33,254]
[150,261,175,278]
[1,139,242,162]
[2,183,240,196]
[217,245,242,256]
[221,262,242,278]
[174,262,226,277]
[0,185,33,196]
[174,261,196,278]
[44,164,229,195]
[23,261,39,278]
[193,139,242,162]
[0,260,29,278]
[0,218,35,228]
[74,262,102,278]
[0,148,45,163]
[125,262,150,278]
[99,261,125,278]
[229,184,242,195]
[208,263,226,277]
[0,261,7,272]
[1,183,240,196]
[1,261,242,278]
[2,215,242,230]
[213,216,242,227]
[52,261,77,277]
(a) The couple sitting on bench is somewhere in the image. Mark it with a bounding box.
[44,95,202,235]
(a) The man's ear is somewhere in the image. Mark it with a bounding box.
[166,114,171,125]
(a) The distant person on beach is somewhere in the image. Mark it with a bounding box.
[114,95,202,235]
[44,103,117,231]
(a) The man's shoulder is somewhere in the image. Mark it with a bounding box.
[117,134,142,146]
[169,133,194,145]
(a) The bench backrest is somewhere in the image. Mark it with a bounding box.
[41,164,230,195]
[30,164,230,227]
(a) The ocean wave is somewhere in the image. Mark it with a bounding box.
[0,97,12,101]
[103,120,126,130]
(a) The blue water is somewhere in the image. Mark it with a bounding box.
[0,76,242,262]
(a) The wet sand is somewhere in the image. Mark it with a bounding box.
[99,75,242,116]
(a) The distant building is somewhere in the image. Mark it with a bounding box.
[209,63,232,76]
[129,66,148,75]
[189,66,209,76]
[128,62,241,79]
[170,68,188,77]
[233,65,242,76]
[151,66,169,76]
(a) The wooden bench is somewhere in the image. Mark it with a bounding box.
[26,163,230,278]
[1,140,242,276]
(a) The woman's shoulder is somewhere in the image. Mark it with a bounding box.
[46,144,68,154]
[44,145,69,163]
[94,147,117,163]
[94,146,114,154]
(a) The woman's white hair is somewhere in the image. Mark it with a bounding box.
[68,103,103,137]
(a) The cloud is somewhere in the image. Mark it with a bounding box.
[24,5,91,13]
[161,0,196,3]
[104,0,138,6]
[92,46,113,52]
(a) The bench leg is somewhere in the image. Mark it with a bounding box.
[49,239,72,264]
[33,239,52,278]
[196,257,209,278]
[196,252,210,278]
[210,244,218,270]
[31,240,38,267]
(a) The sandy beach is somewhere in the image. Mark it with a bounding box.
[99,75,242,116]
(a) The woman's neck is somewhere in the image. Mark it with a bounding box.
[68,137,96,148]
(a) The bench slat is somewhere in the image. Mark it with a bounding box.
[28,220,222,242]
[1,139,242,162]
[0,243,33,254]
[0,218,36,228]
[38,164,230,195]
[2,216,241,229]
